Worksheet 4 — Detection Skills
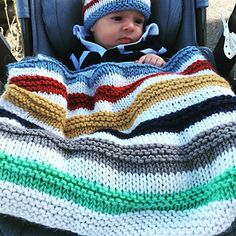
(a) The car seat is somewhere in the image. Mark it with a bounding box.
[15,0,209,67]
[0,0,211,90]
[0,0,212,86]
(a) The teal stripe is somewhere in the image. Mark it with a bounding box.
[0,150,236,215]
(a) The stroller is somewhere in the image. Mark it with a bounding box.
[0,0,236,235]
[1,0,211,85]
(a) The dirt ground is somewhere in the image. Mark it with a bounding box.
[206,0,235,78]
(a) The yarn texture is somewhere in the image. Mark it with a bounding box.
[83,0,151,32]
[0,46,236,236]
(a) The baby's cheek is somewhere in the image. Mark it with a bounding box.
[135,28,144,40]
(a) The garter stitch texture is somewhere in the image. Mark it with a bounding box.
[0,46,236,235]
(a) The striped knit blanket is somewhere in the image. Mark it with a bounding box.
[0,46,236,236]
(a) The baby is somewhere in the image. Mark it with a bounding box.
[70,0,167,70]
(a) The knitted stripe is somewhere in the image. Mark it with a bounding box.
[1,121,236,174]
[8,59,214,97]
[0,181,235,236]
[4,76,229,137]
[3,84,66,131]
[1,133,235,194]
[100,95,236,136]
[66,86,233,117]
[66,75,228,111]
[33,92,67,108]
[82,114,236,146]
[1,103,236,147]
[8,66,65,84]
[2,85,234,136]
[0,101,62,136]
[181,59,215,74]
[0,108,41,129]
[0,150,236,215]
[6,53,211,90]
[9,75,67,99]
[65,91,232,138]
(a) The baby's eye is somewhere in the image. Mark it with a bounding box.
[135,18,144,25]
[112,16,122,21]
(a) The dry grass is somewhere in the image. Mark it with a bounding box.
[2,0,23,61]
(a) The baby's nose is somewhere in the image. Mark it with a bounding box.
[122,21,135,31]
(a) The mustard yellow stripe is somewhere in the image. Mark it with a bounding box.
[3,75,229,138]
[65,74,229,138]
[3,84,66,131]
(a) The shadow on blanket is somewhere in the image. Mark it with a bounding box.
[0,46,236,235]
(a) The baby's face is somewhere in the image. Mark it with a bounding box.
[90,10,145,49]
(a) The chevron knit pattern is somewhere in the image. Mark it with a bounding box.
[0,46,236,236]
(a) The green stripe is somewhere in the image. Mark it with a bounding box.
[0,150,236,215]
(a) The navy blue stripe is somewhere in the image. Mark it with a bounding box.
[95,95,236,138]
[0,109,42,130]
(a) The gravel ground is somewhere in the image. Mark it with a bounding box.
[206,0,236,78]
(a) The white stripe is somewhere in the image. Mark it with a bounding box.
[7,53,210,92]
[67,81,231,117]
[123,86,234,133]
[76,110,236,146]
[35,92,67,108]
[67,80,97,96]
[66,67,215,95]
[0,117,24,128]
[175,54,206,72]
[8,67,65,84]
[1,92,235,145]
[8,57,214,97]
[0,181,235,236]
[0,135,235,194]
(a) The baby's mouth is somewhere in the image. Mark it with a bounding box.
[119,37,133,44]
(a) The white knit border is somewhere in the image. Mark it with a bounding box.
[0,181,235,236]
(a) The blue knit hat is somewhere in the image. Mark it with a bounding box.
[83,0,151,32]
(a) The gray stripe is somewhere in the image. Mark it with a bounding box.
[0,122,236,174]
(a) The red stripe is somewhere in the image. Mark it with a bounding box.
[9,60,214,111]
[182,60,215,75]
[68,72,167,110]
[68,60,214,111]
[82,0,100,13]
[10,75,67,99]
